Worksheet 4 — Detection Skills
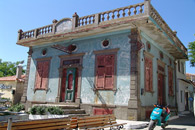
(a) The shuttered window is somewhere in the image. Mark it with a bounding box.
[35,60,50,90]
[145,56,153,92]
[96,54,115,90]
[168,67,173,96]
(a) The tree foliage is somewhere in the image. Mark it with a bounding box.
[188,38,195,67]
[0,59,25,77]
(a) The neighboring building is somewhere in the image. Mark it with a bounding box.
[186,73,195,82]
[0,66,25,105]
[186,73,195,114]
[17,0,188,120]
[176,62,195,113]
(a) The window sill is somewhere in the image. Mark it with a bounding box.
[145,90,154,93]
[34,88,49,93]
[93,88,116,92]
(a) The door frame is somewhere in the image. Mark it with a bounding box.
[157,59,166,106]
[56,53,85,104]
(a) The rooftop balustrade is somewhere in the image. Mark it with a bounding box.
[17,0,187,57]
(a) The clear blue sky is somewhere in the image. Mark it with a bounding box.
[0,0,194,73]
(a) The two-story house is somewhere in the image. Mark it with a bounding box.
[17,0,188,120]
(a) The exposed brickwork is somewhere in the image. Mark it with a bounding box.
[128,28,142,120]
[21,47,33,104]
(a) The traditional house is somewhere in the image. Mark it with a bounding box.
[176,61,195,113]
[17,0,188,120]
[0,65,25,105]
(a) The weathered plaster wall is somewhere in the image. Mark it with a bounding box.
[140,32,176,107]
[80,31,131,106]
[27,30,131,106]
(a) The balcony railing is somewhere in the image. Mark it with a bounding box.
[17,0,187,56]
[77,3,144,27]
[18,2,145,41]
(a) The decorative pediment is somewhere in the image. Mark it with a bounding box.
[55,18,72,33]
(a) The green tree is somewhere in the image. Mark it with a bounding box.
[0,59,25,77]
[188,38,195,67]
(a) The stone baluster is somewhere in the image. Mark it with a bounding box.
[89,17,91,24]
[134,6,137,15]
[128,8,131,16]
[112,12,115,19]
[117,10,120,18]
[85,17,88,25]
[101,13,105,21]
[139,5,143,13]
[107,13,110,20]
[18,29,23,41]
[72,12,79,30]
[122,9,126,17]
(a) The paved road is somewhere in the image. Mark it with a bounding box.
[117,112,195,130]
[142,112,195,130]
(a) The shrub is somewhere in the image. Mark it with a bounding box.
[47,106,63,115]
[29,106,64,115]
[36,106,47,115]
[29,106,38,115]
[8,103,25,112]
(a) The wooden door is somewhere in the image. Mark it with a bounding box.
[65,68,76,102]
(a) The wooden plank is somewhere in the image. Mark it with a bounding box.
[77,117,111,123]
[12,121,70,130]
[11,118,70,127]
[26,125,70,130]
[0,118,70,129]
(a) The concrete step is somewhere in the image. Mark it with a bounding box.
[33,104,80,109]
[63,109,85,114]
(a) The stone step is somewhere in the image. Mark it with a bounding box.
[33,104,80,109]
[63,109,85,114]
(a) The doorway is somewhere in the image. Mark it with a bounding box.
[185,92,189,110]
[60,68,78,102]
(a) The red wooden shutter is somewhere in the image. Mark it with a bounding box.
[35,62,43,89]
[145,57,150,91]
[149,59,153,91]
[41,61,50,89]
[35,60,50,90]
[105,55,115,89]
[145,57,153,91]
[96,56,105,89]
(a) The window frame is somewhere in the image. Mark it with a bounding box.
[94,48,119,91]
[34,57,51,91]
[144,51,154,93]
